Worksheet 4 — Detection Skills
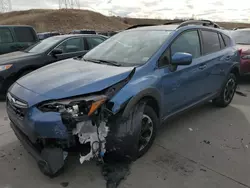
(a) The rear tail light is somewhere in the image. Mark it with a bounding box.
[238,49,242,56]
[239,49,250,59]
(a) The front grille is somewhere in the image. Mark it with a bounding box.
[7,92,28,119]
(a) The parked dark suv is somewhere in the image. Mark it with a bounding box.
[7,20,240,177]
[0,25,38,55]
[0,34,107,95]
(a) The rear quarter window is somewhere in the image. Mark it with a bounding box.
[218,33,226,49]
[221,34,231,46]
[201,30,220,54]
[14,27,37,42]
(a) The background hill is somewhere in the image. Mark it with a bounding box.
[0,9,249,33]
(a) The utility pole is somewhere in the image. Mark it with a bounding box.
[0,0,12,13]
[59,0,80,9]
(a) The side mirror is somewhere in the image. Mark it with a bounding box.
[171,52,192,66]
[51,48,63,57]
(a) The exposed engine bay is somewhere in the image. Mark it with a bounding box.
[72,120,109,163]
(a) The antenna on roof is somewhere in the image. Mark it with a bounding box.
[0,0,12,12]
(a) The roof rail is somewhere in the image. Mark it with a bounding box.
[200,20,221,28]
[177,20,220,29]
[125,24,156,30]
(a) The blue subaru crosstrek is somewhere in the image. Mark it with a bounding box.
[6,20,240,176]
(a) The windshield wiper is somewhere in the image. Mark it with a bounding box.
[83,58,121,66]
[98,59,121,66]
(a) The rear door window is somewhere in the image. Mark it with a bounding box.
[14,27,36,42]
[0,28,13,43]
[86,37,106,50]
[201,30,220,54]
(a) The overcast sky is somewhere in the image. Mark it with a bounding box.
[11,0,250,22]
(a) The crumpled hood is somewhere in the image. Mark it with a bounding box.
[17,59,135,99]
[0,51,37,64]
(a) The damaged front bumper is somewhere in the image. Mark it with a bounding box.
[10,122,66,176]
[7,68,138,176]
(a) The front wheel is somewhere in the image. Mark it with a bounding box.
[137,105,158,157]
[213,73,237,107]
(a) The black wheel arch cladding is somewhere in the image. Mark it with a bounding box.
[105,101,147,161]
[230,65,240,79]
[121,88,161,121]
[105,89,161,160]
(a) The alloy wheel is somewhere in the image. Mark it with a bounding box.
[223,78,236,103]
[139,114,154,151]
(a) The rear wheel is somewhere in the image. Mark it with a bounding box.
[137,105,158,157]
[213,73,237,107]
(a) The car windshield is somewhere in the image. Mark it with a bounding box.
[83,30,173,66]
[24,36,63,53]
[231,30,250,44]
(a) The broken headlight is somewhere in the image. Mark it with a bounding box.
[37,95,107,116]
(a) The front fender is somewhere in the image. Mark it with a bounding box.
[122,88,161,117]
[108,74,162,118]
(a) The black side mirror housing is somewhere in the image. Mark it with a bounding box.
[171,52,192,66]
[51,49,63,57]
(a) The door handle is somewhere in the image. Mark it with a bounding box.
[199,64,207,70]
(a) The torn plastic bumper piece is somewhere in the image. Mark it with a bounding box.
[10,122,65,176]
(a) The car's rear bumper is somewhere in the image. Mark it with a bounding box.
[240,59,250,74]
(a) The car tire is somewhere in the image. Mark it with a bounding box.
[212,73,237,107]
[137,105,158,158]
